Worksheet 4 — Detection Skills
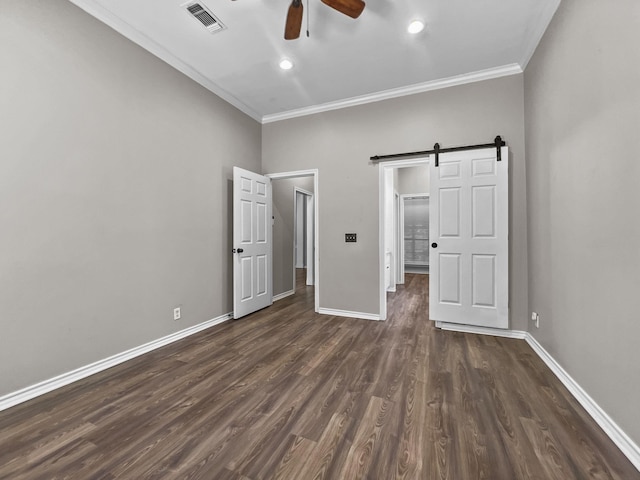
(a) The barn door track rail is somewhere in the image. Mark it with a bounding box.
[370,135,505,167]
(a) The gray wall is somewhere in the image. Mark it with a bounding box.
[263,75,528,323]
[524,0,640,444]
[0,0,261,396]
[398,165,430,195]
[272,177,314,297]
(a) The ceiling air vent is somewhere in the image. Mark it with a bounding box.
[184,2,225,33]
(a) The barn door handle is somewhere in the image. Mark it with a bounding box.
[431,243,438,248]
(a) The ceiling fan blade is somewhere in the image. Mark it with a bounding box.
[321,0,365,19]
[284,0,303,40]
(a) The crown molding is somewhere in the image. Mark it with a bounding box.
[68,0,263,122]
[262,64,523,124]
[67,0,546,125]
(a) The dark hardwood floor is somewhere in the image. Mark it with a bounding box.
[0,272,638,479]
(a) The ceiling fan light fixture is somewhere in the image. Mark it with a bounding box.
[279,58,294,70]
[408,20,425,34]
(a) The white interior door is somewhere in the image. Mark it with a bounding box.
[429,147,508,329]
[233,167,273,319]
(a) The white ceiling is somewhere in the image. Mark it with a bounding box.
[70,0,560,123]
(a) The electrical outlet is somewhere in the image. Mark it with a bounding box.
[173,307,181,321]
[531,312,539,328]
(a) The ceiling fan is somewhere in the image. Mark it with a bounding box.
[284,0,365,40]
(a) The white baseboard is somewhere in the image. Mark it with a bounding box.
[0,312,233,413]
[435,321,640,472]
[524,333,640,472]
[318,308,381,321]
[3,311,638,472]
[272,290,295,302]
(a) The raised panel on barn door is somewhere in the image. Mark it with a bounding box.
[439,253,461,305]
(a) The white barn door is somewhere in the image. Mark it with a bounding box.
[233,167,273,319]
[429,147,508,329]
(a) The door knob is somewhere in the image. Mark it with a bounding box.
[237,248,244,253]
[431,243,438,248]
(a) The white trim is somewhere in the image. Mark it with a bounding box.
[524,333,640,472]
[262,64,523,124]
[435,321,640,472]
[318,308,381,322]
[69,0,530,125]
[305,192,314,286]
[294,189,305,270]
[68,0,262,122]
[519,0,562,69]
[0,312,233,412]
[293,187,313,197]
[266,169,320,313]
[379,169,387,319]
[391,191,399,291]
[294,187,315,287]
[273,289,295,302]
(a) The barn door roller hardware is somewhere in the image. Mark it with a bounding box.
[370,136,506,167]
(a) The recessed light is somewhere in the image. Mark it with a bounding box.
[279,59,293,70]
[408,20,425,34]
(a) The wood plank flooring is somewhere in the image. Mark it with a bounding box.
[0,272,638,479]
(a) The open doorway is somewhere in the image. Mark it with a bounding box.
[267,170,319,312]
[378,159,430,320]
[294,187,314,287]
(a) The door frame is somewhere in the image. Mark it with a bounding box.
[266,169,320,312]
[378,157,429,321]
[294,186,314,287]
[388,190,399,292]
[395,192,403,285]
